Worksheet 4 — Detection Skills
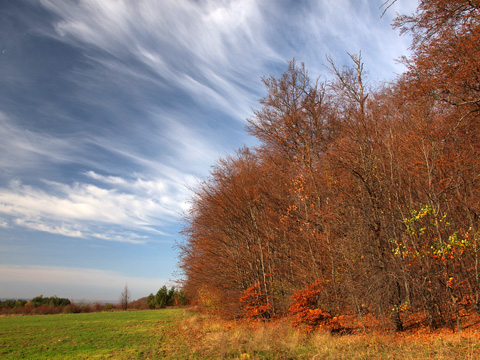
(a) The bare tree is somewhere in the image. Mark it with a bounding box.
[120,285,130,311]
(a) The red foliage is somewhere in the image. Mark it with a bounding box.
[240,282,272,320]
[289,280,330,332]
[128,297,149,310]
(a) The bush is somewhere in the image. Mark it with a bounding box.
[289,280,331,332]
[196,285,221,313]
[104,303,115,311]
[240,282,272,320]
[62,305,74,314]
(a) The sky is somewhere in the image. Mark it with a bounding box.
[0,0,417,302]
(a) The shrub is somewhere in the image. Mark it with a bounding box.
[62,305,74,314]
[104,303,115,311]
[289,280,330,332]
[93,302,104,312]
[196,285,221,312]
[240,282,272,320]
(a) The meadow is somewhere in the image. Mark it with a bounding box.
[1,308,480,359]
[0,308,184,359]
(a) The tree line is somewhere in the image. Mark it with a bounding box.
[0,295,76,315]
[0,295,71,309]
[179,0,480,331]
[0,285,188,315]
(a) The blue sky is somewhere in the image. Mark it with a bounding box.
[0,0,416,301]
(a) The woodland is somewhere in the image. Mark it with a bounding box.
[179,0,480,332]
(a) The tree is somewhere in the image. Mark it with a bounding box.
[175,288,187,306]
[155,285,168,308]
[179,0,480,331]
[167,287,175,306]
[120,285,130,311]
[147,293,155,309]
[394,0,480,109]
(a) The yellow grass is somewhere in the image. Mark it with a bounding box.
[166,310,480,359]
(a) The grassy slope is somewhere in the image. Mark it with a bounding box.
[1,308,480,359]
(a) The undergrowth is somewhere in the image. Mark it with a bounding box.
[164,309,480,359]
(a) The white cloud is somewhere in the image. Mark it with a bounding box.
[0,264,170,300]
[83,170,190,211]
[90,232,149,244]
[38,0,275,120]
[14,219,84,239]
[1,0,417,246]
[84,171,128,186]
[0,171,189,242]
[0,112,84,172]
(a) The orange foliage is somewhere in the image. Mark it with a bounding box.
[180,0,480,332]
[289,280,330,332]
[240,283,272,320]
[197,285,221,313]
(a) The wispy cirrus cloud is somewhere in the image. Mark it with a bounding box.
[0,110,202,244]
[0,0,419,300]
[14,219,84,238]
[0,112,85,173]
[83,170,190,213]
[257,0,412,81]
[0,170,187,243]
[39,0,273,120]
[0,0,415,246]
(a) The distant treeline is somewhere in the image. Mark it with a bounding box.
[0,299,28,309]
[32,295,71,307]
[0,295,118,315]
[0,295,70,309]
[0,287,188,316]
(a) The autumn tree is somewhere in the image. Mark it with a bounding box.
[395,0,480,109]
[180,149,276,314]
[180,0,480,332]
[388,0,480,330]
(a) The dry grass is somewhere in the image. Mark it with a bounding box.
[164,310,480,359]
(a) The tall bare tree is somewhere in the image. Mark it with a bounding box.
[120,285,130,311]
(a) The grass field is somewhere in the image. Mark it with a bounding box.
[0,308,185,359]
[1,308,480,359]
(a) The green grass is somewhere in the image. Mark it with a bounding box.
[0,308,184,359]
